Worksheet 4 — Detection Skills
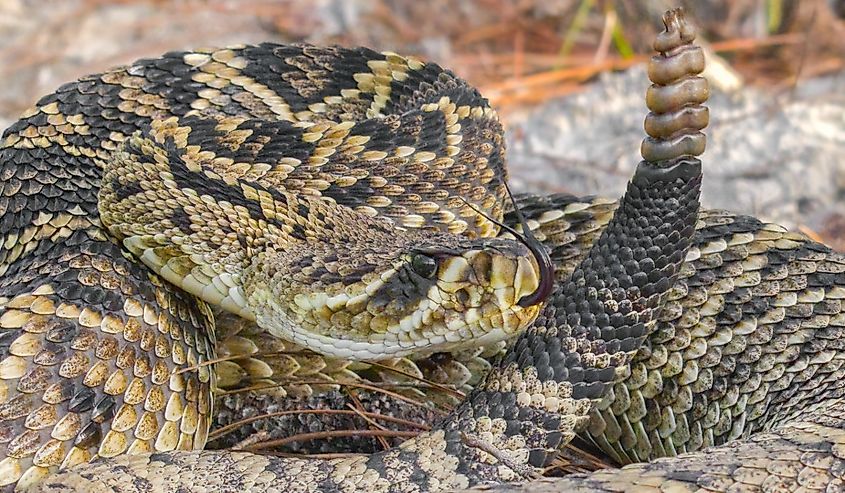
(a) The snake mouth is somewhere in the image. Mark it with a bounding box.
[242,245,544,361]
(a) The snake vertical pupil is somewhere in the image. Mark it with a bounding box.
[411,254,438,278]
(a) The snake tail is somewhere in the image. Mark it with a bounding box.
[641,7,709,164]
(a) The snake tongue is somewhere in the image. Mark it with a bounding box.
[516,233,553,307]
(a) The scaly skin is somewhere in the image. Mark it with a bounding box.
[198,8,845,490]
[0,42,542,490]
[0,8,728,493]
[24,60,706,493]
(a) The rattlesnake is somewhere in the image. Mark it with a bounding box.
[4,8,839,493]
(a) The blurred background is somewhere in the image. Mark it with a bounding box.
[3,0,845,244]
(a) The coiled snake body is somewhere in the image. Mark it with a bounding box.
[0,9,840,493]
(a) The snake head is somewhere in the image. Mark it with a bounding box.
[241,230,545,360]
[99,118,546,361]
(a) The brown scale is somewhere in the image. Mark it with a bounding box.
[0,33,539,493]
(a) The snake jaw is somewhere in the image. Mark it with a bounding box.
[110,195,542,361]
[233,236,544,361]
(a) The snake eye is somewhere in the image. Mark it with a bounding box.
[411,254,438,278]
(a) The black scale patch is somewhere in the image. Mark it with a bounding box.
[240,44,384,116]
